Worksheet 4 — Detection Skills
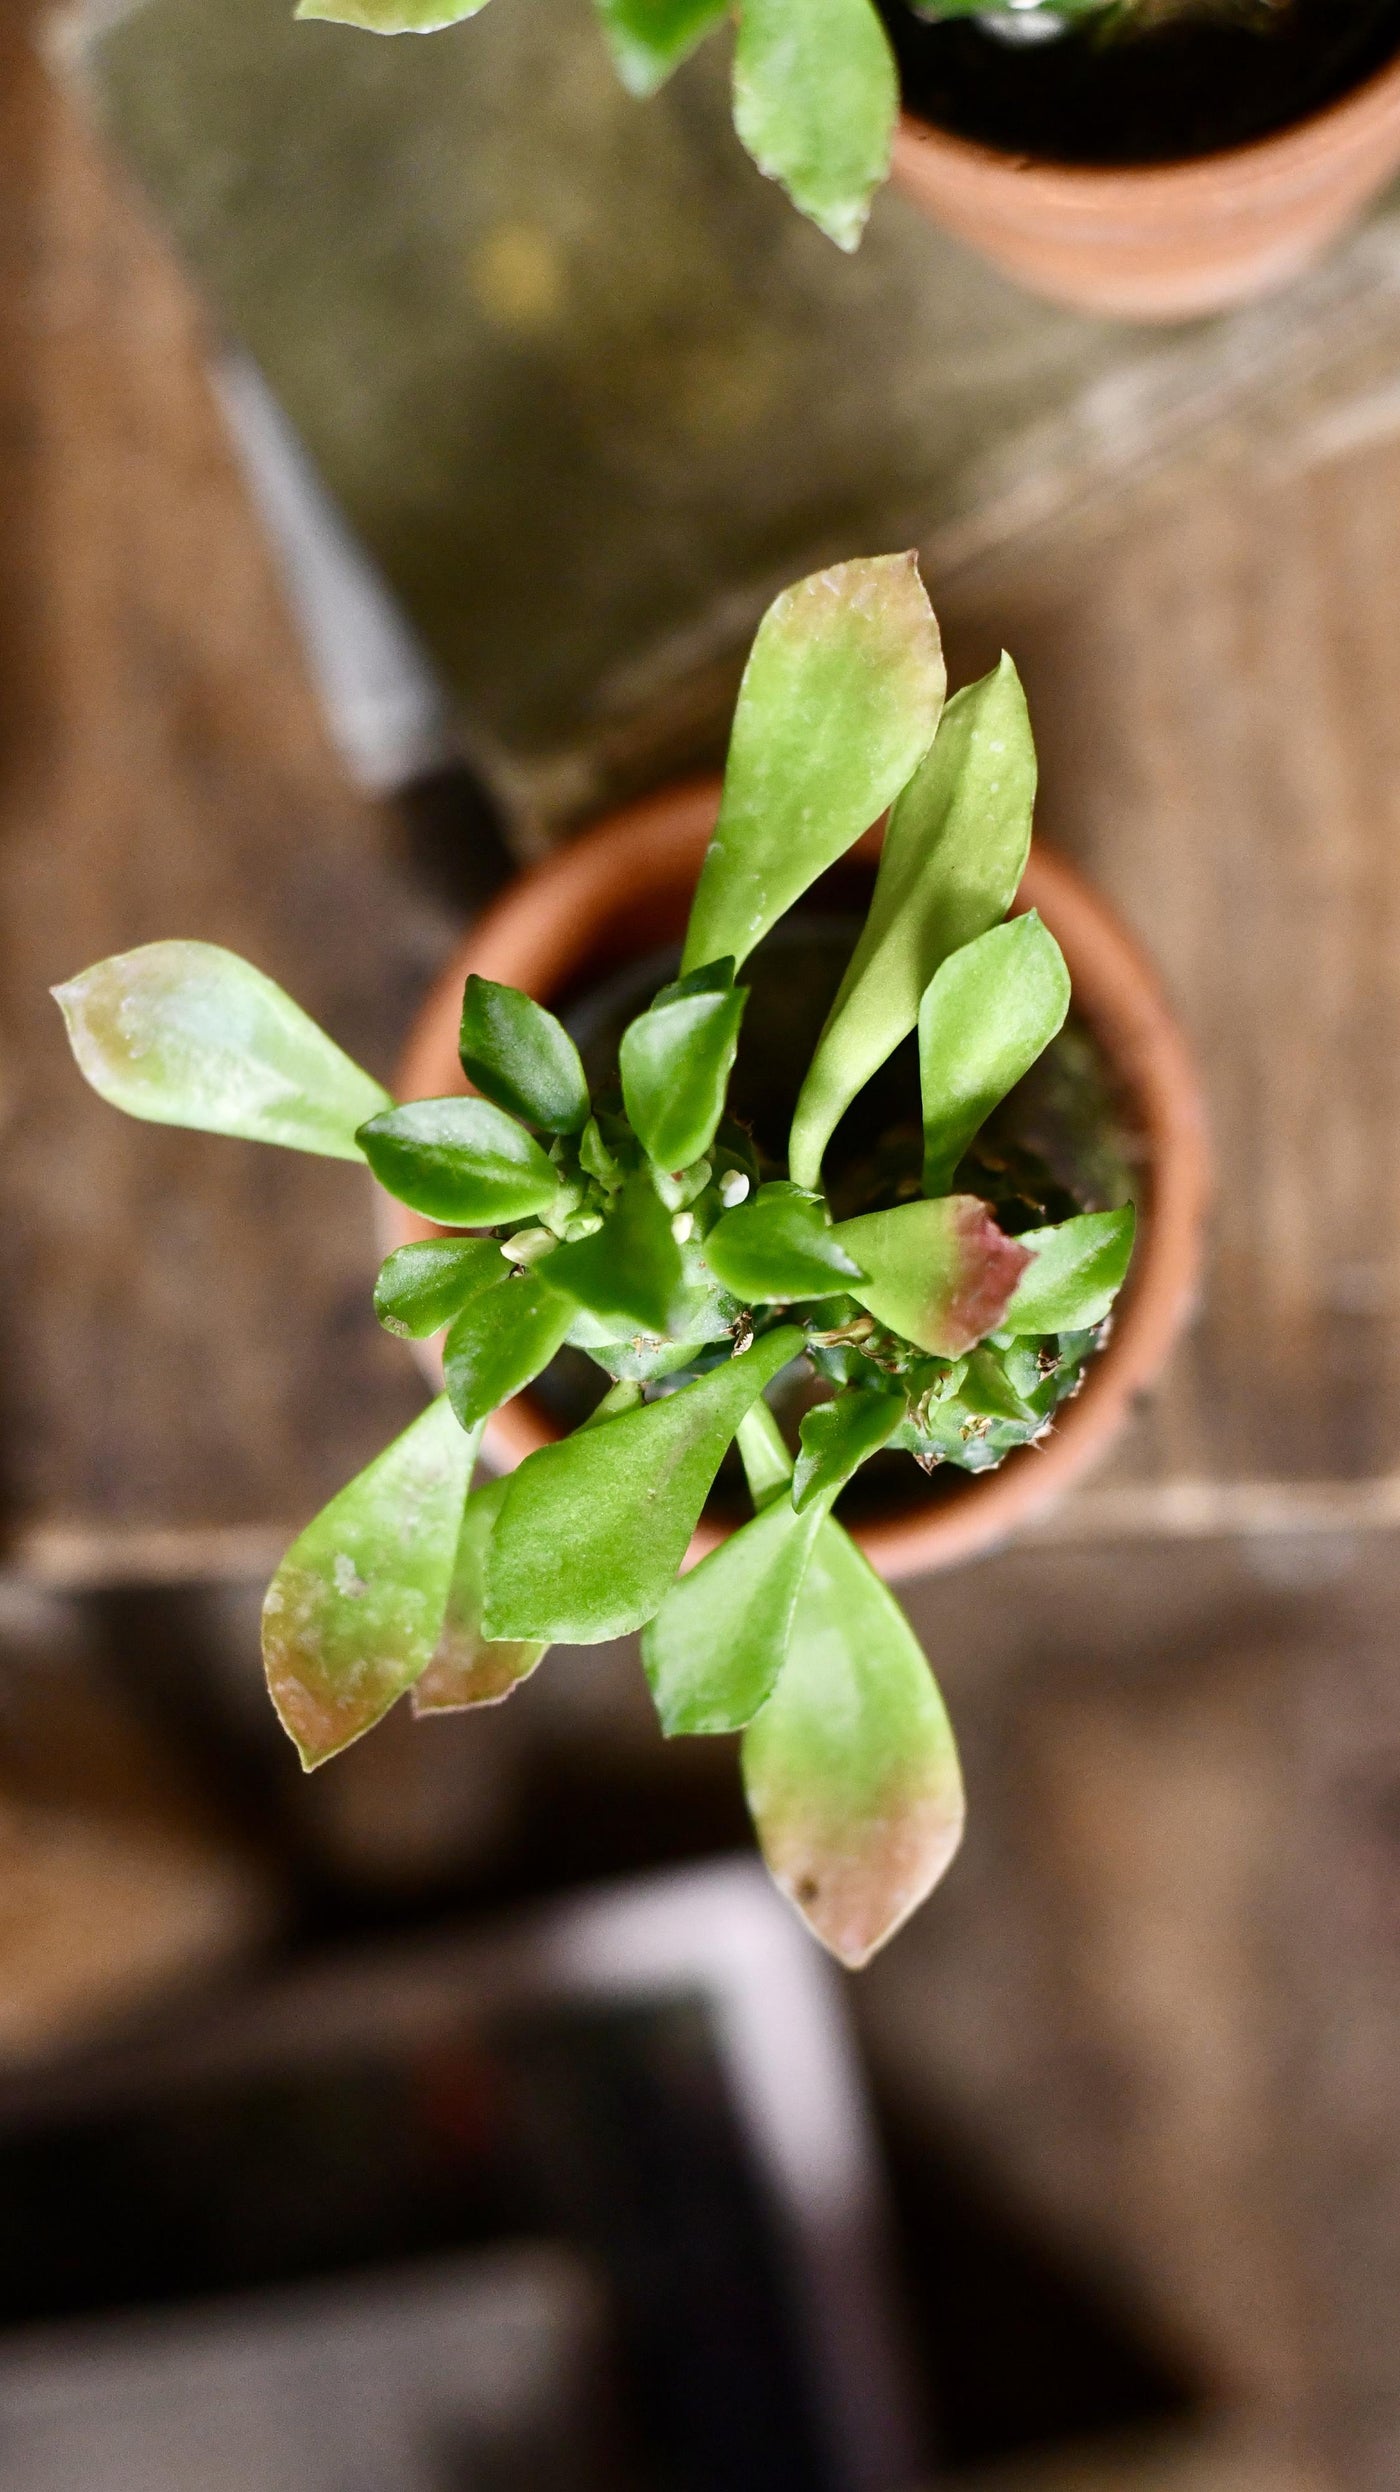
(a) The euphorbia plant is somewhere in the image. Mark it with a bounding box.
[55,553,1133,1966]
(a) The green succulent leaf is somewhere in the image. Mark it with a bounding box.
[458,975,589,1135]
[704,1182,866,1302]
[681,556,944,976]
[546,1170,685,1337]
[789,655,1035,1190]
[262,1398,476,1769]
[620,985,747,1173]
[918,911,1070,1196]
[579,1116,624,1190]
[413,1476,548,1713]
[592,0,728,93]
[792,1387,902,1510]
[741,1519,965,1966]
[484,1326,804,1643]
[443,1271,575,1431]
[732,0,898,251]
[958,1342,1039,1422]
[642,1493,829,1735]
[357,1096,560,1225]
[654,957,737,1005]
[52,942,390,1162]
[373,1238,503,1339]
[835,1196,1031,1357]
[1001,1205,1136,1334]
[296,0,490,29]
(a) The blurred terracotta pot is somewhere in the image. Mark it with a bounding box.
[386,777,1207,1585]
[890,43,1400,320]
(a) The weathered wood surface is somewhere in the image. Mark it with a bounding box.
[867,1531,1400,2491]
[4,10,1400,1578]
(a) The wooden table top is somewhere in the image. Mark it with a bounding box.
[3,5,1399,1586]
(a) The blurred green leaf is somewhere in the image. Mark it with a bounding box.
[919,911,1070,1195]
[53,942,390,1162]
[358,1097,560,1224]
[642,1493,828,1734]
[262,1399,476,1769]
[484,1326,804,1642]
[741,1519,964,1966]
[792,1387,902,1509]
[443,1271,575,1430]
[704,1183,866,1302]
[296,0,490,28]
[682,556,944,975]
[835,1196,1030,1356]
[1002,1205,1136,1333]
[733,0,898,250]
[413,1476,548,1713]
[789,656,1034,1189]
[620,985,747,1172]
[592,0,728,92]
[458,975,589,1134]
[373,1238,503,1339]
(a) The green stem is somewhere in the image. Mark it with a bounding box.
[736,1399,794,1510]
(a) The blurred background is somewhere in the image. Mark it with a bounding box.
[4,0,1400,2480]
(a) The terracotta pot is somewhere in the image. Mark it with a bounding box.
[890,41,1400,320]
[386,777,1207,1585]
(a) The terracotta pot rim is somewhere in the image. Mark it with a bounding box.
[388,775,1209,1585]
[893,28,1400,199]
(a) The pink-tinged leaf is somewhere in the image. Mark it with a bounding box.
[413,1477,548,1713]
[262,1399,476,1769]
[741,1519,964,1967]
[833,1195,1029,1358]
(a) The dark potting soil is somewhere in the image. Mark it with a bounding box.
[880,0,1400,168]
[529,905,1138,1529]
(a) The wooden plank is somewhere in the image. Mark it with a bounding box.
[0,17,451,1562]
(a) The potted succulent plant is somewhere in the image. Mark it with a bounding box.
[54,554,1201,1967]
[297,0,1400,312]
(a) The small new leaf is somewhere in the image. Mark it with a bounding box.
[835,1196,1030,1357]
[704,1183,866,1302]
[741,1519,965,1967]
[443,1272,575,1431]
[484,1326,804,1643]
[373,1238,503,1339]
[413,1477,548,1713]
[682,556,944,975]
[358,1096,560,1225]
[733,0,898,251]
[919,911,1070,1195]
[262,1397,475,1769]
[458,975,589,1134]
[792,1388,902,1510]
[1001,1206,1136,1334]
[53,942,390,1161]
[620,985,747,1173]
